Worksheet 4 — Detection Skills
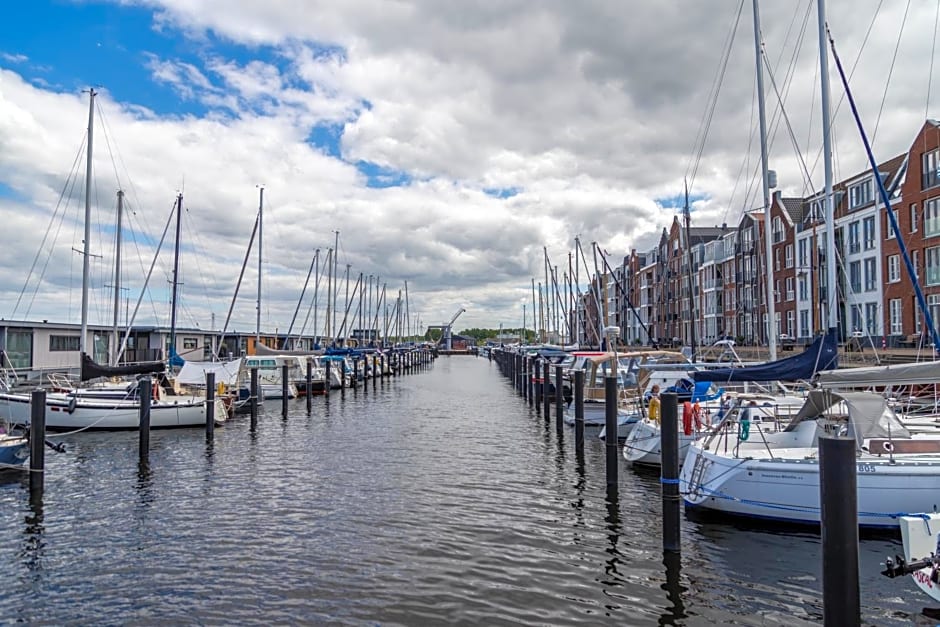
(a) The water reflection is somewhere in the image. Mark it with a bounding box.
[135,460,154,509]
[660,551,687,625]
[20,497,44,575]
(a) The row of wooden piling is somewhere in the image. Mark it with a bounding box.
[490,349,680,545]
[26,348,437,502]
[489,347,860,625]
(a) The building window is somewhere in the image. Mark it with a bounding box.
[848,221,860,254]
[915,296,922,334]
[885,208,898,239]
[930,295,940,338]
[798,276,808,301]
[775,279,781,303]
[6,330,32,369]
[849,179,873,209]
[927,246,940,286]
[863,216,875,250]
[851,306,862,333]
[923,148,939,190]
[865,302,879,335]
[798,239,807,268]
[887,254,901,283]
[864,257,877,292]
[786,277,794,301]
[774,248,780,272]
[889,299,902,335]
[772,216,784,243]
[785,244,793,268]
[49,335,81,352]
[849,260,862,293]
[911,203,919,233]
[926,197,940,237]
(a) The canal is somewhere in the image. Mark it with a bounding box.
[0,356,924,624]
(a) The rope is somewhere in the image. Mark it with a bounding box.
[928,0,940,119]
[0,462,41,472]
[871,0,912,147]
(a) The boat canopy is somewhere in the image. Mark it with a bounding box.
[816,359,940,387]
[784,390,910,448]
[691,330,838,383]
[176,358,243,387]
[80,353,165,382]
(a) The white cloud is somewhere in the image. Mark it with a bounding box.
[1,0,939,334]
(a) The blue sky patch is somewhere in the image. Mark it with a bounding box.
[307,122,344,158]
[483,187,520,199]
[655,191,708,211]
[356,161,412,188]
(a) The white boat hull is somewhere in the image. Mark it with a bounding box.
[622,419,700,467]
[899,513,940,602]
[0,391,224,430]
[681,443,940,528]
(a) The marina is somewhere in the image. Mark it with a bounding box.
[0,355,930,625]
[3,1,940,625]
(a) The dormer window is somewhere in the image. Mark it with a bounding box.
[849,179,873,209]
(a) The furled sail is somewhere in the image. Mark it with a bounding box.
[80,352,165,382]
[691,330,838,383]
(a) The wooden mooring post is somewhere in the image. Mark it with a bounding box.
[573,370,584,453]
[139,376,151,462]
[660,392,680,553]
[29,390,46,500]
[819,435,860,626]
[604,374,618,489]
[281,364,289,418]
[250,366,259,431]
[205,372,216,441]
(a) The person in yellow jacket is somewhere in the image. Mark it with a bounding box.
[648,384,661,424]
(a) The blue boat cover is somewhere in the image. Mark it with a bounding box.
[691,329,838,383]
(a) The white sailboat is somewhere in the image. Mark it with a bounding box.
[681,390,940,527]
[679,0,940,528]
[0,89,224,430]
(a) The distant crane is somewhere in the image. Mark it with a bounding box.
[427,307,466,350]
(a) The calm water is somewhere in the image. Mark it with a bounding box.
[0,356,928,625]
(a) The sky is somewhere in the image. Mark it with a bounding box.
[0,0,938,337]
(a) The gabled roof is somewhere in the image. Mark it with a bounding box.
[780,197,804,224]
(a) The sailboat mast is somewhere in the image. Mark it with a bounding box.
[111,189,124,366]
[753,0,777,360]
[404,280,410,341]
[324,248,332,342]
[284,249,319,349]
[343,263,351,345]
[80,88,96,358]
[256,186,264,345]
[530,278,537,344]
[683,180,698,361]
[170,192,183,356]
[332,230,340,344]
[817,0,837,332]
